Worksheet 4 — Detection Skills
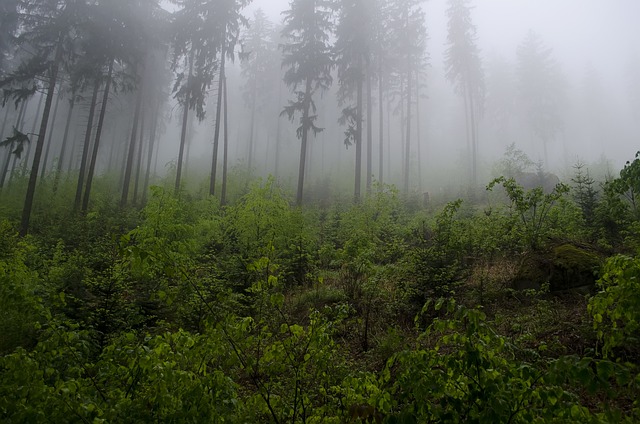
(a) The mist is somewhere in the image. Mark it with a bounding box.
[1,0,639,208]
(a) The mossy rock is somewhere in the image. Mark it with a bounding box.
[549,244,601,291]
[512,244,601,292]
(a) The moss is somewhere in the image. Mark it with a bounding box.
[512,245,602,292]
[550,244,601,291]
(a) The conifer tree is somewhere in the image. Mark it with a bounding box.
[281,0,334,206]
[444,0,484,187]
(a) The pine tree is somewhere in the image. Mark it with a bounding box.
[387,0,427,194]
[335,0,375,200]
[241,9,278,174]
[281,0,334,206]
[444,0,483,187]
[0,0,86,235]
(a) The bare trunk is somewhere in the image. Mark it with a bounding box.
[210,29,226,196]
[354,62,363,202]
[53,96,75,191]
[74,79,100,210]
[221,73,229,206]
[40,88,62,180]
[175,49,194,194]
[366,57,373,194]
[274,80,283,180]
[82,59,114,212]
[0,103,11,140]
[404,61,412,194]
[296,77,313,206]
[132,106,145,205]
[469,88,478,188]
[20,39,62,236]
[142,103,160,203]
[247,68,257,173]
[378,65,384,189]
[415,76,422,193]
[22,92,44,174]
[120,73,144,207]
[9,98,31,185]
[0,100,26,188]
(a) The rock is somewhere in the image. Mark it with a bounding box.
[512,244,601,292]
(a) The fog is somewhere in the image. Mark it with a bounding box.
[2,0,639,204]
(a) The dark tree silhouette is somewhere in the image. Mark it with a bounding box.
[444,0,483,187]
[280,0,334,206]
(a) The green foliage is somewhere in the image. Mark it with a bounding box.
[494,142,535,179]
[487,176,570,250]
[589,254,640,358]
[597,152,640,248]
[0,220,44,353]
[405,200,466,308]
[386,300,633,423]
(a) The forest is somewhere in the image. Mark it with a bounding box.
[1,0,640,422]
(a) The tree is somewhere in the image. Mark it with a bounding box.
[516,30,565,167]
[209,0,250,197]
[171,0,221,194]
[0,0,85,235]
[117,0,165,208]
[387,0,427,194]
[240,9,278,174]
[280,0,334,206]
[335,0,375,200]
[0,0,19,74]
[444,0,484,187]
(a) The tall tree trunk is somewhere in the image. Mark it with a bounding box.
[247,66,257,173]
[53,97,74,192]
[19,39,62,236]
[400,76,405,176]
[175,49,194,194]
[462,86,471,182]
[354,63,363,202]
[221,73,229,206]
[40,88,62,180]
[0,103,11,140]
[0,100,26,188]
[210,31,226,196]
[121,75,144,207]
[296,77,312,206]
[21,92,44,174]
[415,76,422,193]
[274,80,283,180]
[74,79,100,210]
[378,66,384,189]
[469,90,478,188]
[142,103,160,203]
[404,63,412,194]
[366,57,373,194]
[82,59,113,212]
[386,96,391,183]
[8,99,29,187]
[133,106,145,205]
